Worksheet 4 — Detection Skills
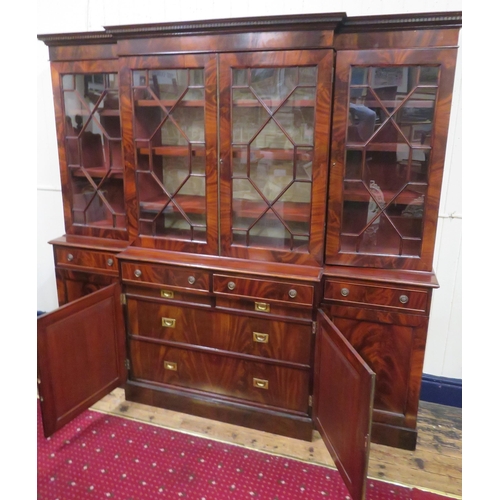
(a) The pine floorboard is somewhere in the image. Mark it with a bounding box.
[91,388,462,498]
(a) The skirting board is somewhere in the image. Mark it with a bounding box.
[420,374,462,408]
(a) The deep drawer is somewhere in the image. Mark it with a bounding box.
[129,339,310,413]
[323,280,429,314]
[121,262,210,292]
[127,298,312,365]
[213,274,314,307]
[54,246,119,274]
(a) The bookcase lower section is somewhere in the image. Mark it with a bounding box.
[124,380,314,441]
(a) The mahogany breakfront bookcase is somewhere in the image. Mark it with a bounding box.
[37,11,462,500]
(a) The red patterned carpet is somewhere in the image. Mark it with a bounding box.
[37,402,454,499]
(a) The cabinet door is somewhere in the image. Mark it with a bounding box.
[37,283,126,437]
[325,48,458,270]
[51,61,128,240]
[313,310,375,500]
[219,50,333,266]
[121,54,218,254]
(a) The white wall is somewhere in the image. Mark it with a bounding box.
[36,0,462,379]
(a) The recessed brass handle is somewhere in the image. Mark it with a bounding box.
[188,276,196,285]
[253,378,269,390]
[134,269,142,278]
[254,302,270,313]
[227,281,236,290]
[340,287,349,297]
[67,253,74,262]
[161,317,176,328]
[399,294,409,304]
[161,290,174,299]
[164,361,177,371]
[253,332,269,344]
[288,289,297,299]
[107,258,114,267]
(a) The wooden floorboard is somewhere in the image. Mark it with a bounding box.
[91,388,462,498]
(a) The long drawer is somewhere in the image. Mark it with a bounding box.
[129,339,310,413]
[54,246,119,274]
[127,298,312,365]
[323,279,430,314]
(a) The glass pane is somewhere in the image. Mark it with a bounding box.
[62,72,125,230]
[230,64,318,253]
[340,64,440,258]
[134,66,207,243]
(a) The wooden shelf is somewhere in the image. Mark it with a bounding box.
[233,99,315,108]
[140,194,206,214]
[138,146,206,156]
[135,99,204,108]
[343,184,425,204]
[233,198,310,223]
[69,166,124,179]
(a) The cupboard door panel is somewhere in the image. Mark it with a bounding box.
[37,283,126,437]
[219,50,333,265]
[313,310,374,500]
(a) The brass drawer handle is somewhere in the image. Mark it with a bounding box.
[188,276,196,285]
[227,281,236,290]
[253,332,269,344]
[253,378,269,390]
[161,317,176,328]
[134,269,142,278]
[288,289,297,299]
[340,287,349,297]
[161,290,174,299]
[67,253,74,262]
[399,294,409,304]
[254,302,270,313]
[107,258,114,267]
[164,361,177,371]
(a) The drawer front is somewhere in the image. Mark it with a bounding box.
[54,247,119,274]
[324,280,429,314]
[213,274,314,307]
[215,297,313,320]
[121,262,210,292]
[127,299,312,364]
[129,339,310,413]
[124,284,213,307]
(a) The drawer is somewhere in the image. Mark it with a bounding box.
[127,298,312,364]
[213,274,314,307]
[121,262,210,292]
[129,339,310,413]
[323,280,429,314]
[124,284,213,307]
[54,246,119,274]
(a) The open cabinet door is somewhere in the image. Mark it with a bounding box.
[313,310,375,500]
[37,283,126,438]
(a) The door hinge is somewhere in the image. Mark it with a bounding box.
[120,293,127,305]
[125,359,130,370]
[312,321,317,335]
[309,395,313,407]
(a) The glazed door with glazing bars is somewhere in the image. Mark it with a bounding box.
[326,48,458,270]
[52,61,127,239]
[123,54,218,254]
[219,50,333,266]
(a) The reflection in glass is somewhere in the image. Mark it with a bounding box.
[340,65,439,257]
[230,66,318,252]
[62,72,125,229]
